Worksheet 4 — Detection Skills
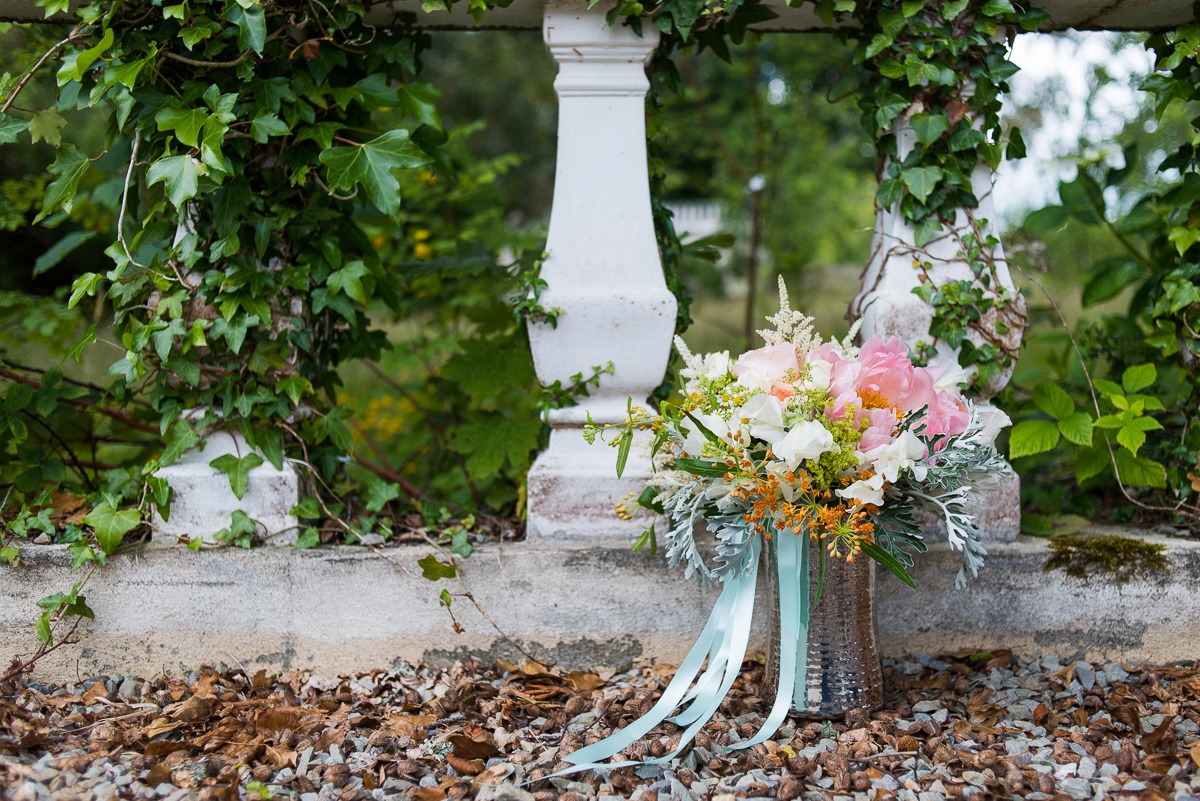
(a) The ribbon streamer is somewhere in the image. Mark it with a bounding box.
[553,529,813,778]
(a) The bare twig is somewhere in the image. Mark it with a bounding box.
[1,26,85,114]
[161,49,252,68]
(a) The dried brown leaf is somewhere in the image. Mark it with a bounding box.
[264,744,296,769]
[167,696,212,723]
[566,671,605,692]
[1141,717,1175,755]
[82,680,109,705]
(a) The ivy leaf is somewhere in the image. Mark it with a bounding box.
[319,129,431,215]
[84,502,141,554]
[327,260,370,304]
[441,339,537,403]
[1033,383,1073,420]
[1081,258,1142,307]
[418,553,457,581]
[29,107,68,147]
[1006,126,1027,159]
[1057,413,1093,447]
[147,155,202,207]
[365,479,401,512]
[225,2,266,53]
[250,113,291,143]
[291,497,321,518]
[1008,419,1060,459]
[981,0,1015,14]
[398,82,443,130]
[909,113,950,145]
[155,105,209,148]
[1023,205,1069,235]
[0,112,30,144]
[105,46,158,89]
[56,27,113,85]
[35,144,90,223]
[210,452,265,500]
[900,165,943,202]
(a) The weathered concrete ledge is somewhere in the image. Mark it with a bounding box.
[3,528,1197,683]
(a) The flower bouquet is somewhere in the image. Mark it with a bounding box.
[565,279,1010,773]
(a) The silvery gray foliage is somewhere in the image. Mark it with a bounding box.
[706,512,758,583]
[660,484,714,585]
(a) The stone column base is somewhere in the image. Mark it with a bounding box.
[151,430,300,546]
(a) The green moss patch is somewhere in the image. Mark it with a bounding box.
[1044,534,1171,583]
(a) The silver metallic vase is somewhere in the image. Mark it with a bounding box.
[762,535,884,718]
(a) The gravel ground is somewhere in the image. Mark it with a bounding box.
[2,652,1199,801]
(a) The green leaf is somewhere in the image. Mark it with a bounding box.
[1033,383,1074,420]
[448,413,543,480]
[861,542,915,588]
[1075,446,1110,483]
[616,431,632,478]
[250,113,290,143]
[1121,363,1156,394]
[941,0,969,18]
[439,588,453,607]
[0,112,30,144]
[672,457,729,478]
[295,527,319,549]
[909,113,950,145]
[319,129,431,215]
[215,509,257,548]
[155,105,209,147]
[147,155,201,207]
[1093,379,1124,398]
[209,452,265,500]
[291,496,321,518]
[0,545,19,564]
[365,479,401,512]
[36,612,52,645]
[1116,424,1146,456]
[1081,258,1142,307]
[1009,419,1060,459]
[106,47,157,89]
[900,166,943,203]
[418,553,457,581]
[35,231,97,276]
[1057,413,1093,447]
[225,2,266,53]
[56,27,113,85]
[35,144,89,223]
[440,340,537,404]
[1113,449,1166,488]
[1022,205,1069,235]
[83,502,141,554]
[981,0,1014,14]
[327,261,370,304]
[1006,127,1027,159]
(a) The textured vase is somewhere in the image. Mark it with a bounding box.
[762,535,884,718]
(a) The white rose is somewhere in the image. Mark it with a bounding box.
[736,394,786,444]
[836,473,886,507]
[703,351,732,381]
[772,420,837,470]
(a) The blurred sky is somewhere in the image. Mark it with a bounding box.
[995,31,1153,221]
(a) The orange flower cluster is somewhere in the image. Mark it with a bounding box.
[728,463,878,561]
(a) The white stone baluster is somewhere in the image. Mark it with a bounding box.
[852,123,1026,541]
[526,0,676,539]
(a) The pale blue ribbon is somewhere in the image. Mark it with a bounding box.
[548,528,813,778]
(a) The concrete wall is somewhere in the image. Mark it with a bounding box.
[3,529,1198,682]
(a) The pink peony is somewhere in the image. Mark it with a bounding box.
[918,390,970,446]
[855,336,937,413]
[857,407,900,453]
[732,344,800,392]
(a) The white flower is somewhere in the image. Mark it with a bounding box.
[772,420,837,470]
[933,360,971,393]
[837,473,886,506]
[801,358,832,392]
[731,343,799,393]
[680,411,723,457]
[736,394,786,444]
[862,430,927,483]
[974,404,1011,448]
